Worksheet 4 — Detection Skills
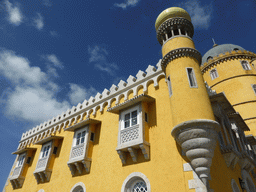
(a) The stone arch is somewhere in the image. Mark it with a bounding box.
[231,179,241,192]
[242,169,256,192]
[70,182,86,192]
[121,172,151,192]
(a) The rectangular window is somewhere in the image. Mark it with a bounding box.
[124,109,138,128]
[17,153,26,167]
[210,68,218,80]
[252,84,256,95]
[186,68,197,88]
[74,129,87,146]
[40,143,51,158]
[167,76,172,97]
[241,60,251,70]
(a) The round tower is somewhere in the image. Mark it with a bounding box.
[155,7,220,190]
[201,44,256,134]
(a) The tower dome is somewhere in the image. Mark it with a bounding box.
[155,7,191,30]
[201,44,245,65]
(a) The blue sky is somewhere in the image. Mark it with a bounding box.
[1,0,256,189]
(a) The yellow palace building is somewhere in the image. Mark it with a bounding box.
[3,7,256,192]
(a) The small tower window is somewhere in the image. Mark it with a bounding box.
[210,68,219,80]
[186,68,197,88]
[233,48,239,51]
[241,60,251,70]
[167,76,172,97]
[207,56,213,62]
[252,84,256,95]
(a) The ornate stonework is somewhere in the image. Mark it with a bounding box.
[161,47,202,72]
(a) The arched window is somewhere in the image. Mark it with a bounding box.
[121,172,151,192]
[207,56,213,62]
[70,182,86,192]
[241,169,256,192]
[234,48,239,51]
[231,179,241,192]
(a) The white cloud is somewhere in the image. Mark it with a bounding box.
[0,50,74,123]
[114,0,140,9]
[34,13,44,30]
[5,0,23,26]
[0,50,46,85]
[179,0,213,29]
[44,54,63,68]
[5,86,70,122]
[68,84,97,105]
[88,45,118,76]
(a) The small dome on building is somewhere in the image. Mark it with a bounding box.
[201,44,245,65]
[155,7,191,30]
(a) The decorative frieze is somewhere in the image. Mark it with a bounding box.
[161,48,202,72]
[200,50,256,74]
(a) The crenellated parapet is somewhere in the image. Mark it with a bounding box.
[17,61,165,149]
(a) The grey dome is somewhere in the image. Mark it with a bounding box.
[201,44,245,66]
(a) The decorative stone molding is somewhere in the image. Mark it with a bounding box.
[121,172,151,192]
[70,182,86,192]
[183,163,213,192]
[172,119,220,191]
[156,17,194,45]
[17,61,165,150]
[200,50,256,74]
[161,48,202,72]
[241,169,256,192]
[231,179,241,192]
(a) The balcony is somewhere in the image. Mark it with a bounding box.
[65,118,100,176]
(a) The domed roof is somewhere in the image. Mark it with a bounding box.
[201,44,245,65]
[155,7,191,30]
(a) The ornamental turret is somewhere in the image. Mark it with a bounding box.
[155,7,220,191]
[201,44,256,135]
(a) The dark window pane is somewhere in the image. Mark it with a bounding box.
[125,113,130,121]
[125,120,130,128]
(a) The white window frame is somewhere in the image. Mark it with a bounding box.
[16,153,26,167]
[120,105,140,130]
[70,182,86,192]
[210,68,219,80]
[240,60,251,70]
[121,172,151,192]
[186,67,198,88]
[40,142,51,159]
[73,127,88,147]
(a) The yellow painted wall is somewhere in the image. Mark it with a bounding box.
[4,78,197,192]
[162,36,195,56]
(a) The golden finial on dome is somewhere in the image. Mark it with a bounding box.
[155,7,191,30]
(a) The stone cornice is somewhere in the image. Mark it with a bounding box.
[156,17,194,45]
[161,47,202,72]
[200,50,256,74]
[17,61,166,149]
